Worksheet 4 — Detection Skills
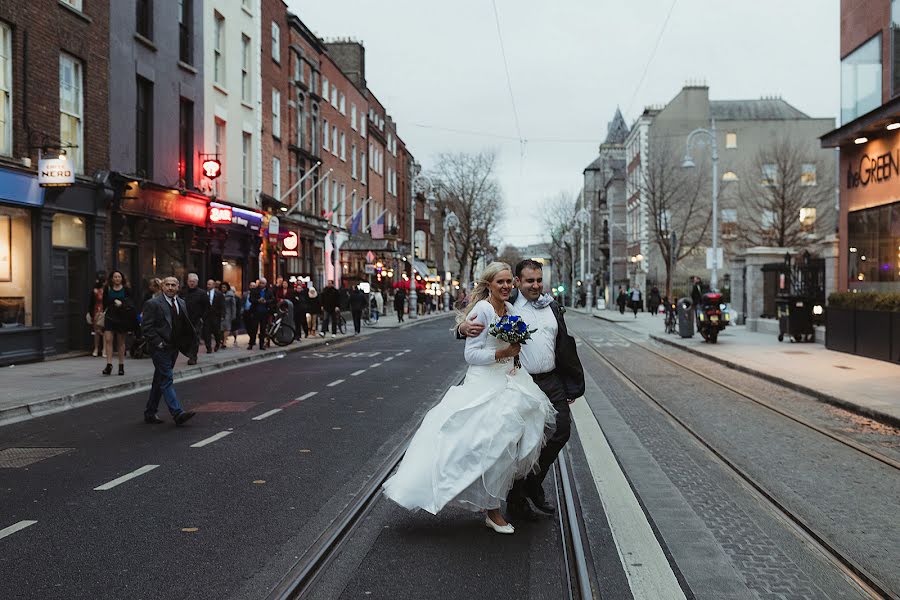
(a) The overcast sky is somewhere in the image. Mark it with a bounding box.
[288,0,841,247]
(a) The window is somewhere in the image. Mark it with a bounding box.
[331,125,337,156]
[725,132,737,149]
[799,207,816,233]
[842,34,881,124]
[0,23,11,157]
[241,35,251,102]
[273,157,281,200]
[60,0,82,10]
[351,104,357,130]
[368,143,373,167]
[322,118,329,150]
[339,132,345,161]
[136,0,153,39]
[293,51,303,83]
[272,89,281,138]
[800,163,817,186]
[330,84,337,107]
[178,0,192,64]
[722,171,739,182]
[761,163,777,187]
[241,0,251,11]
[331,180,338,221]
[361,151,366,183]
[894,1,900,95]
[214,118,226,196]
[762,210,776,230]
[339,93,345,115]
[720,209,738,238]
[135,76,153,177]
[271,22,280,63]
[59,54,83,173]
[179,98,194,187]
[360,115,366,138]
[242,132,252,204]
[52,213,86,248]
[311,105,318,154]
[847,204,900,287]
[322,77,328,98]
[296,93,304,148]
[213,12,225,86]
[351,144,357,179]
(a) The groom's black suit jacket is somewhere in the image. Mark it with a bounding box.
[458,291,585,400]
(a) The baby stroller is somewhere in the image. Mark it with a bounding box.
[129,312,149,359]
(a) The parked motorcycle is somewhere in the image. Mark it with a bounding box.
[696,292,729,343]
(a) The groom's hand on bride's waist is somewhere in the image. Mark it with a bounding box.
[458,314,484,338]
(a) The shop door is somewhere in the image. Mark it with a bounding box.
[67,252,89,351]
[50,250,69,353]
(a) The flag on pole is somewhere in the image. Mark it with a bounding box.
[371,212,385,239]
[350,206,363,235]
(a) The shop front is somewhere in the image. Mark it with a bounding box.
[113,184,209,299]
[206,201,263,296]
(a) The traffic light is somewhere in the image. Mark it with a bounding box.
[557,285,565,293]
[202,158,222,179]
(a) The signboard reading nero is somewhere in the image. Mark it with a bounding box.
[38,157,75,187]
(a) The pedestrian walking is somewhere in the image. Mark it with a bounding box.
[141,278,162,306]
[394,287,406,323]
[220,282,237,348]
[247,277,274,349]
[370,288,383,322]
[648,286,661,317]
[349,285,366,334]
[202,279,225,353]
[88,274,105,357]
[616,286,627,315]
[293,284,310,339]
[630,285,642,318]
[141,276,196,426]
[101,270,136,376]
[307,286,320,335]
[180,273,207,365]
[320,279,340,337]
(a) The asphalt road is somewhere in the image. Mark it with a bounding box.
[0,317,467,600]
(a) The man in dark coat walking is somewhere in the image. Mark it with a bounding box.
[202,278,225,353]
[320,279,340,337]
[180,272,207,365]
[349,285,367,335]
[394,287,406,323]
[141,276,197,426]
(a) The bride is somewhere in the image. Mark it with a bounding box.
[382,262,556,534]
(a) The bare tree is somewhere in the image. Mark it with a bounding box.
[496,244,522,268]
[641,139,709,298]
[431,151,504,285]
[735,137,834,248]
[538,191,581,298]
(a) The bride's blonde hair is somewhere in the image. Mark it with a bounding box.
[455,261,512,326]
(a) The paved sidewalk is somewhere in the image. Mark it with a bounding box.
[581,308,900,426]
[0,311,451,426]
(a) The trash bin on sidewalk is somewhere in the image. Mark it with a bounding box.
[676,298,694,338]
[776,296,814,343]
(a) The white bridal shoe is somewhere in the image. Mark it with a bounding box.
[484,516,515,535]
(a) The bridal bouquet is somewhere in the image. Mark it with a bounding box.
[489,315,536,370]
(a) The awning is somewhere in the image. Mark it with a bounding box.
[821,95,900,148]
[411,259,430,275]
[341,234,394,252]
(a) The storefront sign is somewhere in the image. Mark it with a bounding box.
[120,189,208,226]
[842,131,900,212]
[0,168,43,207]
[208,202,263,231]
[282,231,299,257]
[38,156,75,187]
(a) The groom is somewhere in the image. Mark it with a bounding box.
[458,259,584,518]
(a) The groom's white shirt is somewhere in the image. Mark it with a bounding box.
[513,294,557,375]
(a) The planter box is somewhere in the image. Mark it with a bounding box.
[825,307,855,353]
[854,310,893,361]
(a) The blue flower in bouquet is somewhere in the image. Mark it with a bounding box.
[489,315,537,370]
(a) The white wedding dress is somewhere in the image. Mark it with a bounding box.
[383,299,557,514]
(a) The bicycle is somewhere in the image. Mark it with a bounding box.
[664,302,677,335]
[266,304,296,347]
[362,305,373,327]
[336,310,347,334]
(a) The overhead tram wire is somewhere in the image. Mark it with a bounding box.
[624,0,679,119]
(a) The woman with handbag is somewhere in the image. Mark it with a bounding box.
[102,270,136,376]
[88,274,106,357]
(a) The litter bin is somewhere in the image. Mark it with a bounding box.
[776,296,814,343]
[676,297,694,338]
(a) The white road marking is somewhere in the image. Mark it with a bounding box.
[94,465,160,491]
[369,363,382,368]
[351,369,366,376]
[0,520,37,540]
[252,409,282,421]
[297,392,318,401]
[190,431,233,448]
[402,349,411,353]
[327,379,345,387]
[571,385,686,600]
[383,357,394,362]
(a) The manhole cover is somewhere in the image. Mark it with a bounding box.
[0,447,74,468]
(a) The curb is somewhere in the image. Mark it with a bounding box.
[647,333,900,429]
[0,312,450,428]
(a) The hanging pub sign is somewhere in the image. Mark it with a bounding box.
[38,155,75,187]
[282,231,299,257]
[201,158,222,179]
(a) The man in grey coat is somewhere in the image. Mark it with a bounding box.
[141,276,197,425]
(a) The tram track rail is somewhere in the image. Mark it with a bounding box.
[265,377,597,600]
[575,328,898,600]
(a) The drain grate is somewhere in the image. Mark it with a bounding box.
[0,447,74,468]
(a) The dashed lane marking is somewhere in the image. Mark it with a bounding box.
[383,357,394,362]
[351,369,366,376]
[94,465,160,491]
[0,520,37,540]
[369,363,382,368]
[297,392,318,401]
[571,382,686,599]
[252,409,282,421]
[190,431,233,448]
[327,379,345,387]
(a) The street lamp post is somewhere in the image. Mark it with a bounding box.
[410,170,436,319]
[682,119,720,290]
[562,231,575,307]
[443,211,459,312]
[576,208,592,312]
